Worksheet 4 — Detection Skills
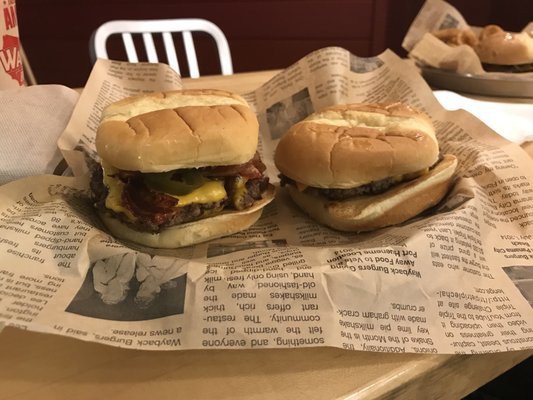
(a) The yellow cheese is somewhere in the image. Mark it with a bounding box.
[101,162,227,221]
[102,162,137,220]
[404,167,429,181]
[295,181,308,192]
[231,176,249,209]
[168,180,227,206]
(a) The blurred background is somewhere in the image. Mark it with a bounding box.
[17,0,533,87]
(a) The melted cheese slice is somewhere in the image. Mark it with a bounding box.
[295,181,308,192]
[230,176,249,209]
[102,163,135,219]
[102,162,227,221]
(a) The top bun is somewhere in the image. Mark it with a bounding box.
[475,25,533,65]
[96,89,259,172]
[274,103,439,189]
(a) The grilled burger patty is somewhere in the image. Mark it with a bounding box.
[279,174,403,200]
[91,153,269,233]
[279,156,441,201]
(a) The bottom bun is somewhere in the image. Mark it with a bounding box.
[287,154,458,232]
[99,184,275,248]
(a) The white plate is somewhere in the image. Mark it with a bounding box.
[422,67,533,98]
[433,90,533,144]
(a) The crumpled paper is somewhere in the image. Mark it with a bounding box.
[0,85,79,186]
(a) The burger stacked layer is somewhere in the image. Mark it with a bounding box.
[91,89,274,248]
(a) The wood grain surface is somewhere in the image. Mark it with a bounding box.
[1,327,531,400]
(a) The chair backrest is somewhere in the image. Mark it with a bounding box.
[90,18,233,78]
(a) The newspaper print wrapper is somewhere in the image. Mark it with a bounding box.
[1,50,533,354]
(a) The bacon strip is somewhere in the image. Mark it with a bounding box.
[205,152,266,179]
[121,176,181,226]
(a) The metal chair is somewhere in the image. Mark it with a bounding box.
[89,18,233,78]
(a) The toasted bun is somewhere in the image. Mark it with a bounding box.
[99,184,275,248]
[286,154,457,232]
[475,25,533,65]
[96,89,259,172]
[274,103,439,189]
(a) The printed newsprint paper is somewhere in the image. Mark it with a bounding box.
[1,47,533,353]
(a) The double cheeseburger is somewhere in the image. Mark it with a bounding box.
[91,89,274,248]
[274,103,457,232]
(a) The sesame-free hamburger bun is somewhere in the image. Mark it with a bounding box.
[274,102,457,232]
[96,89,259,172]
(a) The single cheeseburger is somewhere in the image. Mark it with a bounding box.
[274,102,457,232]
[91,89,274,248]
